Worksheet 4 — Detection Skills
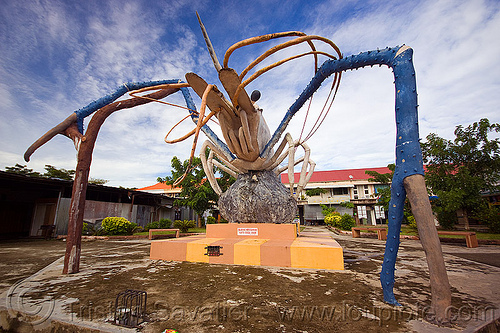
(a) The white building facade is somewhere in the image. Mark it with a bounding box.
[280,167,391,225]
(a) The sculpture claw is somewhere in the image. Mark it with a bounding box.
[24,113,78,162]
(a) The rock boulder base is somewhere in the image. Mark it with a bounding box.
[218,170,297,223]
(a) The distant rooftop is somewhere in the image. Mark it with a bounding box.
[281,167,392,184]
[137,182,180,193]
[138,167,393,191]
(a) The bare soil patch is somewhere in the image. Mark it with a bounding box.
[1,228,499,332]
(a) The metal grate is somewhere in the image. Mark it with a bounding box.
[113,289,147,328]
[205,245,223,256]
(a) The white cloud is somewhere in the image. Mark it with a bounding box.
[298,0,500,169]
[1,0,499,189]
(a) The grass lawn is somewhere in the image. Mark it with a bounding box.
[188,227,206,233]
[400,226,418,237]
[133,230,174,236]
[134,227,206,236]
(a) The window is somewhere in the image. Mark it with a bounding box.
[375,206,385,219]
[353,187,358,199]
[332,187,348,196]
[357,206,367,219]
[364,185,369,195]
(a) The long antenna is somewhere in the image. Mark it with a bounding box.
[196,11,223,72]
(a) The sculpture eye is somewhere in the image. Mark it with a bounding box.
[251,90,261,102]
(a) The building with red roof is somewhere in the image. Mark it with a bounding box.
[137,182,181,197]
[138,166,392,226]
[281,167,392,225]
[136,182,194,221]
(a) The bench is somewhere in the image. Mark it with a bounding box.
[149,228,180,240]
[437,231,478,248]
[39,224,56,239]
[352,227,387,240]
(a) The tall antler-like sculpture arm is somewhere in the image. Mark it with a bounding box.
[24,80,183,162]
[63,86,180,274]
[24,113,78,162]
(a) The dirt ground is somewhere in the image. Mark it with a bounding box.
[0,226,499,332]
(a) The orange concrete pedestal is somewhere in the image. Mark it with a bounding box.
[150,223,344,270]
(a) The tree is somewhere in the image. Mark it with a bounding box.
[5,164,42,177]
[366,164,414,223]
[421,118,500,230]
[158,150,235,226]
[320,204,337,217]
[5,164,109,184]
[89,177,109,185]
[305,187,327,197]
[5,164,75,179]
[365,164,394,212]
[42,165,75,180]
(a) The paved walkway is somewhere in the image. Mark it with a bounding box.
[0,227,499,332]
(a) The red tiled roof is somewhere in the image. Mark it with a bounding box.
[137,182,176,191]
[281,167,392,184]
[138,178,210,192]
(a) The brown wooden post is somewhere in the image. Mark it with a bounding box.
[404,174,452,323]
[63,141,91,273]
[129,193,135,222]
[62,87,178,274]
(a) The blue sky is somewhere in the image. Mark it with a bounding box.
[1,0,499,188]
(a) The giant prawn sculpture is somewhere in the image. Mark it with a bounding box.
[24,13,452,323]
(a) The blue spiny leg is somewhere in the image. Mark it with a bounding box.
[261,45,439,307]
[381,46,425,305]
[380,171,406,305]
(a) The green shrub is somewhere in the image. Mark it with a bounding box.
[159,218,172,228]
[306,188,327,197]
[436,210,457,230]
[82,222,98,235]
[320,204,337,217]
[324,213,341,227]
[100,217,138,235]
[489,215,500,234]
[324,212,354,231]
[339,214,356,231]
[476,207,500,233]
[407,215,418,230]
[82,222,89,235]
[173,220,196,233]
[144,221,159,231]
[144,218,172,231]
[207,216,217,224]
[339,201,355,209]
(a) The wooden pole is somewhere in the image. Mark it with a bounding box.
[63,87,178,274]
[404,174,452,323]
